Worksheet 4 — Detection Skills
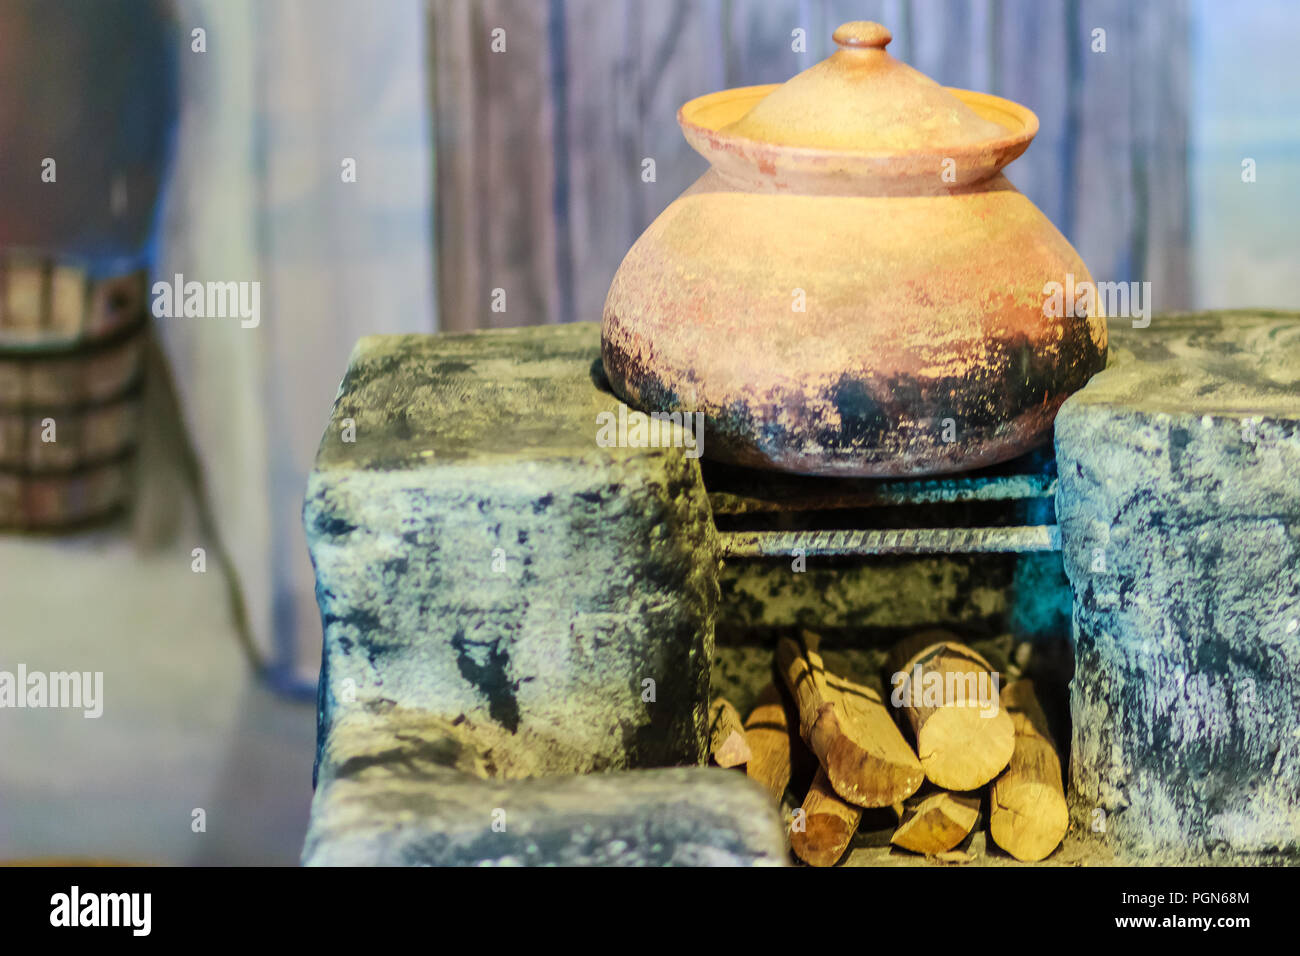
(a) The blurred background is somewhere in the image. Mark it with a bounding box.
[0,0,1296,864]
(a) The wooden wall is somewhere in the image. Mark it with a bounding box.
[429,0,1192,331]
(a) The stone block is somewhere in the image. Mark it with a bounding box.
[302,706,787,867]
[1055,311,1300,854]
[303,323,719,781]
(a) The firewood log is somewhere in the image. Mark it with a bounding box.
[890,790,980,855]
[891,637,1015,790]
[777,633,923,807]
[990,680,1069,861]
[790,767,861,867]
[708,696,753,768]
[743,683,793,800]
[886,628,955,677]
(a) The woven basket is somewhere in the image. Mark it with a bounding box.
[0,250,147,529]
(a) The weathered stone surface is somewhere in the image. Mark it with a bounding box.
[303,707,787,866]
[1056,311,1300,855]
[304,323,719,781]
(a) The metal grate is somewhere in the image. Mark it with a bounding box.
[720,524,1061,558]
[704,446,1061,559]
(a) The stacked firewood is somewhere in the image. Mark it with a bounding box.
[708,629,1069,866]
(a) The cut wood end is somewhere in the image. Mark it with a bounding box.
[990,782,1069,862]
[791,818,856,867]
[815,692,924,808]
[917,705,1015,790]
[713,729,753,768]
[891,791,980,855]
[709,697,751,767]
[829,757,925,809]
[792,768,861,867]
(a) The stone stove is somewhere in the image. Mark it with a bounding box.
[301,311,1300,866]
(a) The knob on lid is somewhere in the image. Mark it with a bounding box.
[721,22,1007,152]
[832,20,893,48]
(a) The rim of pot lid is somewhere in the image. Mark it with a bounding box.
[677,21,1039,195]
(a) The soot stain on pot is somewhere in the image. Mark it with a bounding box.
[597,330,637,403]
[629,372,681,416]
[822,375,893,447]
[1014,325,1107,409]
[706,398,803,469]
[600,329,677,412]
[605,302,1105,473]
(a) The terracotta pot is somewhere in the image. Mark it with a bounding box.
[601,21,1107,477]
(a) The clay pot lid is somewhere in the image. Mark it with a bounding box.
[678,21,1039,195]
[725,22,1006,150]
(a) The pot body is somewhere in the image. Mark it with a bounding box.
[601,171,1107,477]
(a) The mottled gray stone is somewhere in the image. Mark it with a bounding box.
[304,323,719,781]
[302,707,787,867]
[719,550,1069,638]
[1056,311,1300,855]
[721,555,1021,634]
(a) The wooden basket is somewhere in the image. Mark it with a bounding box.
[0,250,147,530]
